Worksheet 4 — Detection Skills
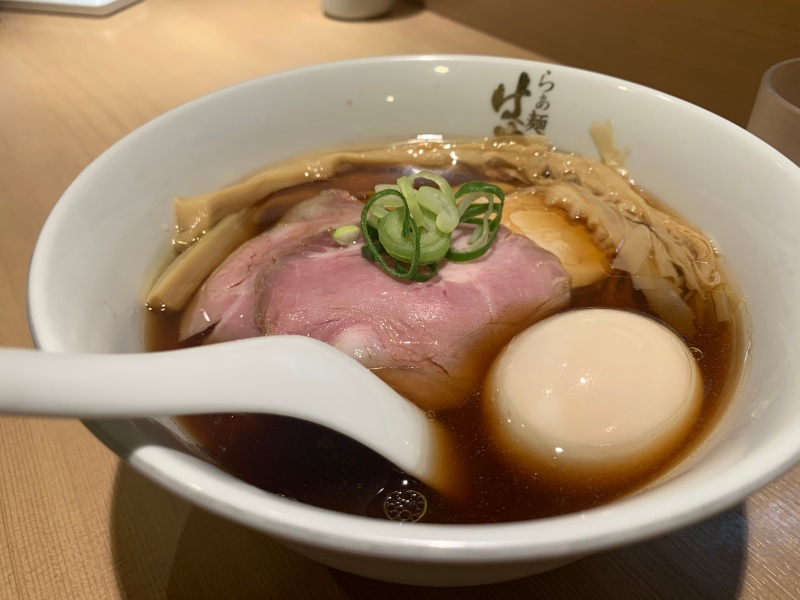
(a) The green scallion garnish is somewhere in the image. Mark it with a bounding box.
[358,171,504,282]
[332,224,361,246]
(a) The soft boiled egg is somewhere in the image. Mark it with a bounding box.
[484,308,702,479]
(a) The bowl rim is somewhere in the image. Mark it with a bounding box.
[28,53,800,563]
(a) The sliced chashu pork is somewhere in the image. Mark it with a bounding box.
[181,190,570,411]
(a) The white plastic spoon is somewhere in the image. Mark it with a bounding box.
[0,335,459,494]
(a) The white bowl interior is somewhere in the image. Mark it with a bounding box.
[27,56,800,582]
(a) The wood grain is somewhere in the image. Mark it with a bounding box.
[1,0,799,598]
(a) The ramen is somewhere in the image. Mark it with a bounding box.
[144,131,747,523]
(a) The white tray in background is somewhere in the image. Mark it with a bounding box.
[0,0,139,16]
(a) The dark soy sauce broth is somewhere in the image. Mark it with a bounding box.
[146,165,741,524]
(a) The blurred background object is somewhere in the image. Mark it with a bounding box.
[322,0,394,20]
[0,0,139,16]
[747,57,800,165]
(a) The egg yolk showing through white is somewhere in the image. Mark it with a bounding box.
[484,308,702,477]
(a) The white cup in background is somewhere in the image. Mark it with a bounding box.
[747,57,800,165]
[321,0,394,20]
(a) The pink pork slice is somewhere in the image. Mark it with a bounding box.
[181,190,571,411]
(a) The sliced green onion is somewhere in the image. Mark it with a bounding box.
[416,186,459,233]
[397,176,425,225]
[412,170,459,233]
[359,173,504,282]
[332,224,361,246]
[452,180,504,258]
[361,189,423,281]
[414,170,455,199]
[365,193,403,228]
[379,206,451,263]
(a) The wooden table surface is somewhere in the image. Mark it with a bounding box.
[1,1,799,598]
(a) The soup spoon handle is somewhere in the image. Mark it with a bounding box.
[0,336,456,493]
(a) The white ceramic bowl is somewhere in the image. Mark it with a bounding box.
[28,55,800,586]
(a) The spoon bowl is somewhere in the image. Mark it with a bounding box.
[0,336,457,494]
